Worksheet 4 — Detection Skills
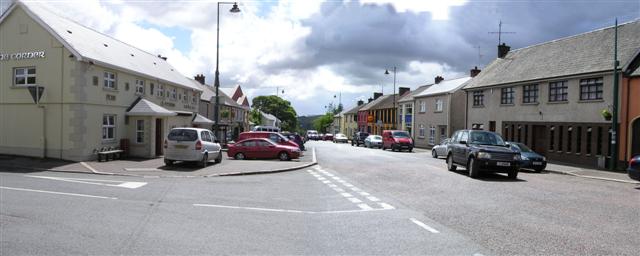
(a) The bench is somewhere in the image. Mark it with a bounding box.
[96,147,124,162]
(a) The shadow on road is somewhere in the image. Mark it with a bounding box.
[449,168,527,182]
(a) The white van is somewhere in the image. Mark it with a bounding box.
[252,126,281,132]
[164,128,222,167]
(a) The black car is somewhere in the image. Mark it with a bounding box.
[351,132,369,147]
[507,141,547,172]
[627,155,640,181]
[446,130,521,179]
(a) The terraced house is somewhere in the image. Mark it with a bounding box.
[397,85,430,139]
[463,20,640,168]
[0,1,203,161]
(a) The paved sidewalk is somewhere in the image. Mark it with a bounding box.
[545,162,639,184]
[0,148,316,178]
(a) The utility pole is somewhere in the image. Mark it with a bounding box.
[610,18,619,171]
[488,20,516,45]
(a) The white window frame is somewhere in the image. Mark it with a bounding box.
[102,114,116,141]
[135,79,145,95]
[171,88,177,101]
[13,67,36,87]
[182,89,188,103]
[429,126,436,145]
[419,124,425,138]
[192,91,198,104]
[419,100,426,112]
[104,71,116,89]
[157,84,164,98]
[435,99,443,112]
[136,119,144,143]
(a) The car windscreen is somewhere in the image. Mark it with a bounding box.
[515,143,533,152]
[373,135,382,140]
[469,131,505,146]
[392,131,410,138]
[168,129,198,141]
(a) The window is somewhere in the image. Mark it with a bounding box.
[192,92,198,104]
[501,87,514,104]
[419,100,426,112]
[435,99,443,112]
[580,77,603,100]
[135,79,145,95]
[419,124,425,138]
[104,71,116,89]
[157,84,164,97]
[473,91,484,106]
[524,125,528,145]
[171,88,177,100]
[549,81,568,102]
[429,126,436,145]
[405,104,413,115]
[523,84,538,103]
[14,67,36,86]
[567,126,573,152]
[558,126,564,152]
[576,126,582,154]
[597,127,603,155]
[136,120,144,143]
[201,131,212,142]
[586,127,592,155]
[102,115,116,141]
[549,126,555,151]
[182,89,189,103]
[439,126,446,141]
[149,83,155,96]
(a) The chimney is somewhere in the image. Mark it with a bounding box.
[368,97,374,103]
[357,100,364,106]
[498,43,510,58]
[194,74,205,85]
[435,76,444,84]
[157,54,167,61]
[398,87,410,96]
[470,66,481,77]
[373,92,383,100]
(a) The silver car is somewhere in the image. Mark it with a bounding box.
[431,138,450,158]
[164,128,223,167]
[364,135,383,148]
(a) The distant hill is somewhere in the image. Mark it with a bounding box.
[298,115,321,131]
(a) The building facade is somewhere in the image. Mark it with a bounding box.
[464,20,640,168]
[620,53,640,162]
[0,2,203,161]
[343,100,365,136]
[397,85,430,139]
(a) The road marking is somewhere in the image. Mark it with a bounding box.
[357,203,373,210]
[193,203,393,214]
[366,196,380,202]
[0,186,117,200]
[123,168,160,171]
[25,175,147,189]
[333,187,345,192]
[312,147,317,163]
[340,192,353,198]
[348,197,363,203]
[358,191,370,196]
[409,218,440,233]
[317,177,326,181]
[350,187,361,191]
[322,180,332,184]
[379,203,396,209]
[328,184,338,188]
[343,183,354,187]
[80,161,99,173]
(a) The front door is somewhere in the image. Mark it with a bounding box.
[632,118,640,156]
[155,118,163,156]
[489,121,496,132]
[531,125,547,156]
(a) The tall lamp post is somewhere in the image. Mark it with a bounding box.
[384,66,397,129]
[214,2,240,139]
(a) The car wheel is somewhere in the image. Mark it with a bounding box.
[214,152,222,164]
[447,154,457,171]
[432,150,437,158]
[468,157,479,178]
[508,170,518,179]
[235,152,245,160]
[200,153,208,168]
[164,159,174,166]
[534,167,544,173]
[279,151,290,161]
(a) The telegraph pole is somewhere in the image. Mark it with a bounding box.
[610,18,619,171]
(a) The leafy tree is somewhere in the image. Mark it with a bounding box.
[313,112,334,133]
[248,107,262,126]
[252,95,299,132]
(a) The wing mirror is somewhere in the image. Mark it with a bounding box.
[460,140,467,145]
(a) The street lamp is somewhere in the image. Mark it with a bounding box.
[384,66,397,129]
[214,2,240,139]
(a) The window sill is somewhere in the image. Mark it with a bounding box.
[471,105,484,108]
[102,139,117,144]
[522,102,539,105]
[500,104,515,107]
[10,85,35,89]
[434,110,443,113]
[548,101,569,104]
[578,99,605,103]
[103,87,118,92]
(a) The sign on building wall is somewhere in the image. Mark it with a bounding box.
[0,51,46,61]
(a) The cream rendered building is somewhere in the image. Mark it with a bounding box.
[0,1,203,161]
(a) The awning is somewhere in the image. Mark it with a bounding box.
[174,110,194,117]
[192,114,215,125]
[126,98,176,117]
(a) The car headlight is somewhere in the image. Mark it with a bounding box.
[521,155,529,160]
[477,152,491,159]
[514,154,521,161]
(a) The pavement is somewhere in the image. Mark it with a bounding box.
[0,148,316,178]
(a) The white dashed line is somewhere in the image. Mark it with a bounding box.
[358,191,370,196]
[350,187,361,192]
[379,203,395,209]
[357,203,373,210]
[328,184,338,188]
[340,192,354,198]
[333,187,345,192]
[348,197,363,203]
[0,186,117,200]
[409,218,440,233]
[366,196,380,202]
[322,180,332,184]
[343,183,354,187]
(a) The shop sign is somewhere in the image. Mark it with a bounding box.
[0,51,46,61]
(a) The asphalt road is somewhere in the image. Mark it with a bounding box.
[1,141,638,255]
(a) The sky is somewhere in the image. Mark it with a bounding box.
[1,0,639,116]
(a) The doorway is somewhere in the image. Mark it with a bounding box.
[632,118,640,156]
[489,121,496,132]
[155,118,163,156]
[531,125,547,155]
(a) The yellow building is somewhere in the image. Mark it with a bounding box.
[0,1,203,161]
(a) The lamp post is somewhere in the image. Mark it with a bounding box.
[384,66,397,129]
[214,2,240,139]
[276,87,284,97]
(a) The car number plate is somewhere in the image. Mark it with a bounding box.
[174,145,188,149]
[496,162,511,167]
[532,161,542,165]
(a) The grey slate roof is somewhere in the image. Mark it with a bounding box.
[344,103,365,115]
[415,77,471,97]
[464,19,640,90]
[398,85,431,103]
[191,80,242,108]
[359,95,390,111]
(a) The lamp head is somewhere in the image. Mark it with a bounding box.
[384,69,390,75]
[230,3,241,13]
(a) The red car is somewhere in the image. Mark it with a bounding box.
[323,133,334,141]
[227,138,301,161]
[238,131,299,148]
[381,130,414,152]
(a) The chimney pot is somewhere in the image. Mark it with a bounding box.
[357,100,364,106]
[498,43,511,58]
[398,87,410,96]
[368,97,374,103]
[435,76,444,84]
[373,92,383,100]
[470,66,481,77]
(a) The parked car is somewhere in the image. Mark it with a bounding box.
[446,130,521,179]
[164,128,222,167]
[323,133,334,141]
[306,130,319,141]
[364,135,383,148]
[333,133,348,143]
[351,132,369,147]
[507,141,547,172]
[431,138,450,158]
[288,133,306,151]
[238,131,299,148]
[227,138,301,161]
[627,155,640,181]
[381,130,414,152]
[252,126,280,132]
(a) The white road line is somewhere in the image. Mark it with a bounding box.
[193,203,393,214]
[80,161,98,173]
[358,191,370,196]
[357,203,373,210]
[25,175,147,189]
[328,184,338,188]
[322,180,331,184]
[366,196,380,202]
[343,183,354,187]
[0,186,117,200]
[379,203,396,209]
[333,188,345,192]
[340,192,354,198]
[312,147,317,162]
[350,187,361,191]
[409,218,440,234]
[348,197,363,203]
[325,173,335,177]
[317,177,326,180]
[115,182,147,189]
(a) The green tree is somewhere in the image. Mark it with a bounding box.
[313,112,334,133]
[248,107,262,126]
[252,95,299,132]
